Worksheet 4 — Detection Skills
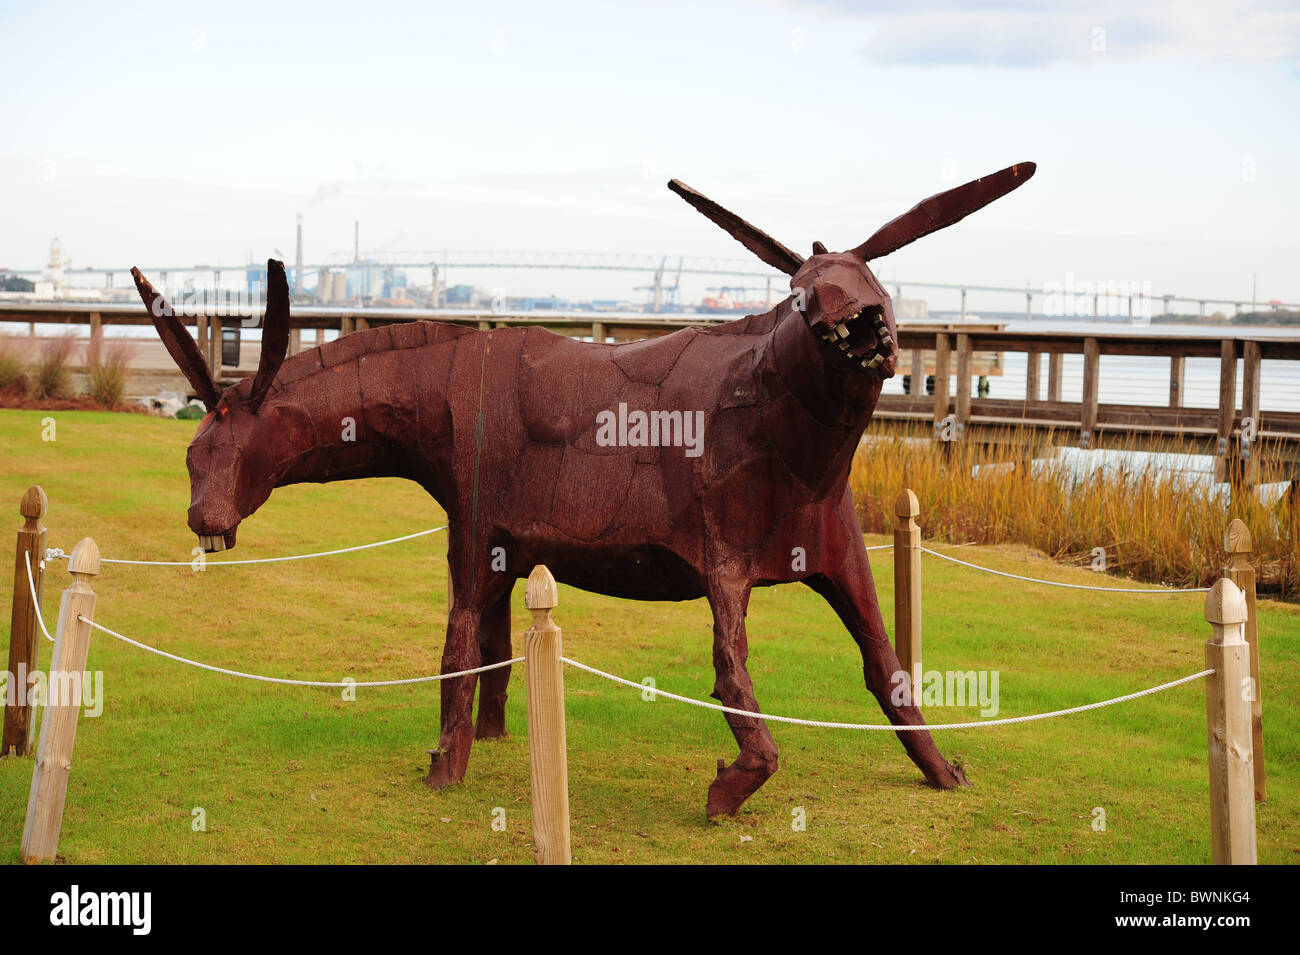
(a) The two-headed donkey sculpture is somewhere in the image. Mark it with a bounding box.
[133,162,1035,817]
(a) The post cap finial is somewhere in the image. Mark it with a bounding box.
[1205,578,1247,629]
[20,486,47,520]
[525,564,558,611]
[68,537,100,577]
[895,488,919,519]
[1224,518,1252,554]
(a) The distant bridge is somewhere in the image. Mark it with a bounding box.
[4,252,1297,318]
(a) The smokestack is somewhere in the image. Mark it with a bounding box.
[354,221,359,264]
[295,214,303,294]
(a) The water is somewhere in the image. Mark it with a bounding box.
[884,318,1300,413]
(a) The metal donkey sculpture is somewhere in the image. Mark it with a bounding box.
[133,161,1035,817]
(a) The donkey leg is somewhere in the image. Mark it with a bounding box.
[474,582,514,739]
[426,602,483,789]
[807,528,968,789]
[705,577,780,819]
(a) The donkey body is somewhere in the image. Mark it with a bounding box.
[134,163,1034,816]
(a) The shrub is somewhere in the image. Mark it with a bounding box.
[0,335,25,389]
[86,328,137,408]
[26,333,79,401]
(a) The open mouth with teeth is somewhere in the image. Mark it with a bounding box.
[197,529,237,553]
[815,306,895,374]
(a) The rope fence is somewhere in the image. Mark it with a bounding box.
[4,483,1264,866]
[36,529,1209,596]
[38,590,1217,729]
[81,616,520,687]
[918,546,1212,593]
[42,525,448,567]
[559,656,1215,730]
[23,553,53,643]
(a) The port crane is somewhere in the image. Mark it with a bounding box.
[634,256,685,312]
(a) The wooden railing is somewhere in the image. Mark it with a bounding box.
[5,301,1296,483]
[883,328,1300,486]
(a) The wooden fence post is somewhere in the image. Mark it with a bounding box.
[1169,354,1185,408]
[21,537,99,864]
[893,489,922,699]
[908,348,924,396]
[524,564,571,865]
[1025,349,1042,403]
[1238,341,1261,493]
[1203,578,1256,865]
[1080,337,1100,448]
[954,333,972,428]
[1047,352,1063,402]
[931,333,951,434]
[1214,340,1238,483]
[4,486,48,757]
[1224,519,1264,802]
[209,315,223,373]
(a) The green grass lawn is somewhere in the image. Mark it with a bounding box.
[0,407,1295,864]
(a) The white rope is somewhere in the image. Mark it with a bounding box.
[24,551,55,643]
[919,547,1211,593]
[80,616,520,687]
[560,656,1213,730]
[42,527,448,567]
[864,543,892,552]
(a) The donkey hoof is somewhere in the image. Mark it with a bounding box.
[425,750,461,790]
[706,759,776,819]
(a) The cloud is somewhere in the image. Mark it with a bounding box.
[779,0,1300,67]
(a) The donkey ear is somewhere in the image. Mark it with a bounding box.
[246,258,290,415]
[131,267,221,412]
[850,162,1036,262]
[668,180,805,276]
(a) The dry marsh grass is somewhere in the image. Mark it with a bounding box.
[86,328,138,408]
[851,425,1298,597]
[25,332,79,401]
[0,336,25,390]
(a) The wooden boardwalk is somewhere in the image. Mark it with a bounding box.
[3,301,1296,488]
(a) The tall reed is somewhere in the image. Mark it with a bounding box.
[86,328,137,408]
[26,333,79,401]
[0,335,24,389]
[850,424,1297,597]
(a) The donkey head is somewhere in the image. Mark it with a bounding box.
[131,259,291,552]
[669,162,1036,379]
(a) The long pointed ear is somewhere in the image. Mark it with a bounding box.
[668,180,805,276]
[131,267,221,412]
[246,258,290,414]
[850,161,1036,261]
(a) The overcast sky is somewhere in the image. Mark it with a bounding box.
[1,0,1297,306]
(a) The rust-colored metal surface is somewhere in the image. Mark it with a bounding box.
[133,162,1035,817]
